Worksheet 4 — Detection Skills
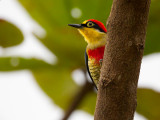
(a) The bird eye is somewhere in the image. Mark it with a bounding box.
[87,22,94,27]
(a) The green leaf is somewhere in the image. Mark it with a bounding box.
[33,68,96,114]
[0,19,23,48]
[137,88,160,120]
[0,57,52,71]
[144,0,160,55]
[33,68,80,110]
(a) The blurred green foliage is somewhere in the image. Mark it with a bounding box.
[0,57,52,71]
[0,0,159,119]
[144,0,160,55]
[137,89,160,120]
[0,20,23,47]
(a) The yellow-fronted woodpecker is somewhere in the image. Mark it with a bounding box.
[68,19,107,89]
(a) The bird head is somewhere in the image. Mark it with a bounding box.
[68,19,107,49]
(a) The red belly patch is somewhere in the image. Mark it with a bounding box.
[87,46,105,62]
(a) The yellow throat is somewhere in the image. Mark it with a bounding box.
[78,28,107,50]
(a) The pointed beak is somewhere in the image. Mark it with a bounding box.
[68,24,82,28]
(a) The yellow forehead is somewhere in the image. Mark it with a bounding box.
[82,20,88,24]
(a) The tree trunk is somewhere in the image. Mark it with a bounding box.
[94,0,151,120]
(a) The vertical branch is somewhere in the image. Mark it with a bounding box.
[94,0,151,120]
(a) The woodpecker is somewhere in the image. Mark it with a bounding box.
[68,19,107,89]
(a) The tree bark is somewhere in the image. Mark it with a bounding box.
[94,0,151,120]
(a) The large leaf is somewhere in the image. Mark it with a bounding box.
[33,68,79,110]
[137,88,160,120]
[0,20,23,48]
[144,0,160,55]
[33,68,96,114]
[0,57,52,71]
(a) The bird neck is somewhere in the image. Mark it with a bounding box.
[78,28,107,49]
[86,33,106,50]
[87,38,106,50]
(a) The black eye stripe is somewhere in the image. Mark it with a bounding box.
[81,24,87,27]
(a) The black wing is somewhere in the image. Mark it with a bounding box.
[85,50,98,90]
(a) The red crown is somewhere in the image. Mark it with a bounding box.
[88,19,107,33]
